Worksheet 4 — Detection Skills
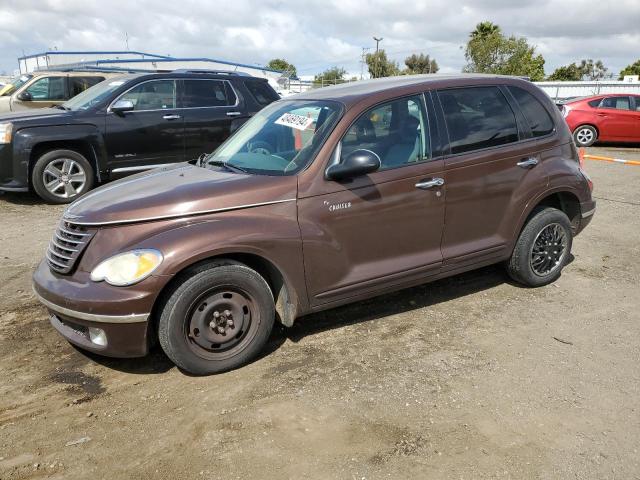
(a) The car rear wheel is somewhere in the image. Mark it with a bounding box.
[158,261,275,375]
[31,149,95,204]
[507,207,573,287]
[573,125,597,147]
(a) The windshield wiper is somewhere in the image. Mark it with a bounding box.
[207,159,247,174]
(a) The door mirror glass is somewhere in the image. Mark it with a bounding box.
[17,91,32,101]
[326,149,381,180]
[111,99,135,114]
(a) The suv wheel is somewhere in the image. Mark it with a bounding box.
[32,149,95,204]
[573,125,597,147]
[507,207,573,287]
[158,262,275,375]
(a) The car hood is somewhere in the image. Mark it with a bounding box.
[63,164,298,226]
[0,107,71,123]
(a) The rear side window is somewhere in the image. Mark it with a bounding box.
[600,96,631,110]
[181,80,237,108]
[245,81,279,106]
[508,86,555,137]
[438,86,518,154]
[588,99,601,107]
[69,76,104,97]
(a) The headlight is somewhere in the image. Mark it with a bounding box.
[0,123,12,144]
[90,249,163,286]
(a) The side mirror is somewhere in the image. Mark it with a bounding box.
[326,149,381,181]
[17,91,32,101]
[111,99,134,115]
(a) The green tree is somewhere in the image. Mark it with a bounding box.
[266,58,297,77]
[547,63,583,81]
[404,53,439,74]
[365,50,400,78]
[619,59,640,79]
[463,21,545,81]
[578,59,609,80]
[313,66,347,86]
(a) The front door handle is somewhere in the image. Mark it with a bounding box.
[163,114,181,120]
[517,157,539,168]
[415,177,444,189]
[226,111,242,117]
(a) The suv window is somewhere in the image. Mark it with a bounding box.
[438,86,518,154]
[118,80,176,111]
[600,96,631,110]
[245,81,279,106]
[508,86,554,137]
[25,76,66,101]
[181,80,237,108]
[69,76,104,97]
[341,96,429,170]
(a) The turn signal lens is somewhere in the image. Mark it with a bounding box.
[0,123,12,144]
[90,249,163,286]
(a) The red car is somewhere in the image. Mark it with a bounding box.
[561,94,640,147]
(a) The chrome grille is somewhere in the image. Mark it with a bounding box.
[46,220,96,274]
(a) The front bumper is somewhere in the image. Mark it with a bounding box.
[0,142,28,192]
[32,260,161,357]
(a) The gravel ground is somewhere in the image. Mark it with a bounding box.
[0,146,639,479]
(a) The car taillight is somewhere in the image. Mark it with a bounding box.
[561,105,571,118]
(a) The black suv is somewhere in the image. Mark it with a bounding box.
[0,71,279,203]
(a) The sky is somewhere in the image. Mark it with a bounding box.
[0,0,638,78]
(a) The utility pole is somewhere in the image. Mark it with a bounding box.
[373,36,383,78]
[360,47,370,80]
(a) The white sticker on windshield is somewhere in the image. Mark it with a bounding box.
[274,112,314,131]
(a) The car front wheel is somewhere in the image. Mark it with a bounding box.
[507,207,573,287]
[573,125,597,147]
[31,149,95,204]
[158,261,275,375]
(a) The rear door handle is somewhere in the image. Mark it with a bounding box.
[226,111,242,117]
[517,157,539,168]
[162,114,181,120]
[415,177,444,189]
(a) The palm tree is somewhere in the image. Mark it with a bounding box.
[470,21,501,39]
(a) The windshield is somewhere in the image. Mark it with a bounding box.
[0,74,32,96]
[206,99,343,176]
[62,77,130,111]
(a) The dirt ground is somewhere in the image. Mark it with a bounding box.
[0,146,639,480]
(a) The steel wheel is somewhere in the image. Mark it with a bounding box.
[42,158,87,199]
[184,286,259,361]
[530,223,568,277]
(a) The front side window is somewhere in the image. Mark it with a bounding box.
[341,95,429,170]
[181,80,236,108]
[508,86,555,137]
[438,86,519,154]
[69,76,104,97]
[600,96,631,110]
[25,76,66,101]
[245,80,279,106]
[118,80,176,111]
[207,100,343,175]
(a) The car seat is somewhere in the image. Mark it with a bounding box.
[381,116,421,167]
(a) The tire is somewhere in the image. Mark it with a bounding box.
[158,262,275,375]
[31,149,95,204]
[507,207,573,287]
[573,125,597,147]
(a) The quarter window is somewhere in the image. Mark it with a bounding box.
[69,76,104,97]
[508,86,554,137]
[181,80,237,108]
[438,86,519,154]
[24,76,66,101]
[341,96,430,170]
[118,80,177,111]
[600,96,631,110]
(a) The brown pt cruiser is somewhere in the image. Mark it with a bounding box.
[33,74,596,375]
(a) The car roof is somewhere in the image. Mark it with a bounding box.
[288,74,532,108]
